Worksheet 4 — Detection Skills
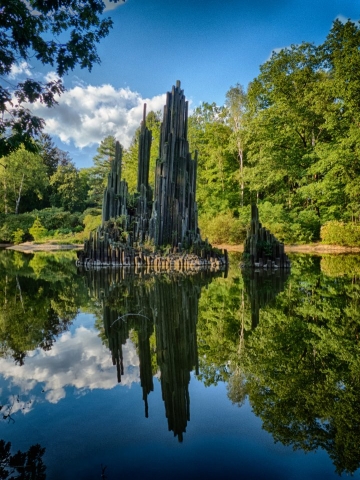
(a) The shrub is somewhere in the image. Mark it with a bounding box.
[321,221,360,246]
[12,228,25,244]
[0,213,35,242]
[13,228,25,244]
[258,203,320,244]
[31,207,82,231]
[199,211,249,244]
[29,218,48,241]
[83,214,102,235]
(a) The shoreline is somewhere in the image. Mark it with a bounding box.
[3,242,83,253]
[2,242,360,254]
[214,243,360,254]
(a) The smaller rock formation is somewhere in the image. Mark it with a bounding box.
[242,204,291,269]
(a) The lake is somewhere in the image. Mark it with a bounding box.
[0,249,359,479]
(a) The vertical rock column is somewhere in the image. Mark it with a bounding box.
[149,80,199,247]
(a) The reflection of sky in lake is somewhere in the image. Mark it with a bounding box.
[0,311,358,480]
[0,313,139,405]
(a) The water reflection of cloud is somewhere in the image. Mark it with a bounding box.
[0,327,140,406]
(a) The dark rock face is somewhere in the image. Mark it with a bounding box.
[242,204,291,270]
[77,81,227,269]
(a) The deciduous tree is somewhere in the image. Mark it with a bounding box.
[0,0,123,157]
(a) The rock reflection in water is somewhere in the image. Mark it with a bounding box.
[80,267,224,442]
[241,268,290,329]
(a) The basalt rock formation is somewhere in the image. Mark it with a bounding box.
[242,204,291,269]
[77,81,227,269]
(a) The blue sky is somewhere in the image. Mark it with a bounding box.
[18,0,360,168]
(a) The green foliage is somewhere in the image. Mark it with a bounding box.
[321,221,360,246]
[0,249,87,364]
[83,214,102,235]
[50,162,87,212]
[188,102,240,218]
[29,218,47,242]
[32,207,82,231]
[87,136,117,206]
[12,228,25,245]
[0,213,34,243]
[0,0,120,156]
[0,146,49,214]
[199,211,248,244]
[122,111,161,193]
[240,20,360,243]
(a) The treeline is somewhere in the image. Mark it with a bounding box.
[1,19,360,246]
[190,19,360,245]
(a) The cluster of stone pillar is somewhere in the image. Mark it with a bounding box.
[77,82,227,269]
[242,205,291,269]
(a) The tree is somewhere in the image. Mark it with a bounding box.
[243,20,360,239]
[0,0,123,157]
[87,135,116,206]
[38,133,71,177]
[0,440,46,479]
[122,111,161,193]
[188,102,239,215]
[225,84,248,207]
[50,161,87,212]
[0,147,48,214]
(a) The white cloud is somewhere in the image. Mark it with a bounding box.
[32,84,166,149]
[335,14,358,24]
[103,0,126,11]
[0,326,140,409]
[44,71,61,83]
[8,61,31,79]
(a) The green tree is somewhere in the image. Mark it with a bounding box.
[0,0,122,157]
[0,147,48,214]
[122,111,161,193]
[188,102,239,215]
[50,161,87,212]
[225,84,248,207]
[243,20,360,242]
[0,250,86,364]
[188,102,241,242]
[87,135,116,206]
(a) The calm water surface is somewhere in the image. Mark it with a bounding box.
[0,250,359,479]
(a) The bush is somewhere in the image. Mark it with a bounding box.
[321,221,360,246]
[83,214,102,235]
[258,203,320,244]
[199,211,249,244]
[13,228,25,244]
[0,213,35,242]
[31,207,82,231]
[29,218,48,241]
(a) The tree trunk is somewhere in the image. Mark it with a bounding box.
[3,177,7,214]
[238,141,244,207]
[15,173,25,215]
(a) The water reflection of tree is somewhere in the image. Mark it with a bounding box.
[198,254,360,475]
[0,250,87,364]
[83,268,223,442]
[0,440,46,479]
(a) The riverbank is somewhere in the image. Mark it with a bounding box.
[4,242,83,253]
[214,243,360,253]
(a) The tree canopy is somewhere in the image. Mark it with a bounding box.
[0,0,123,157]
